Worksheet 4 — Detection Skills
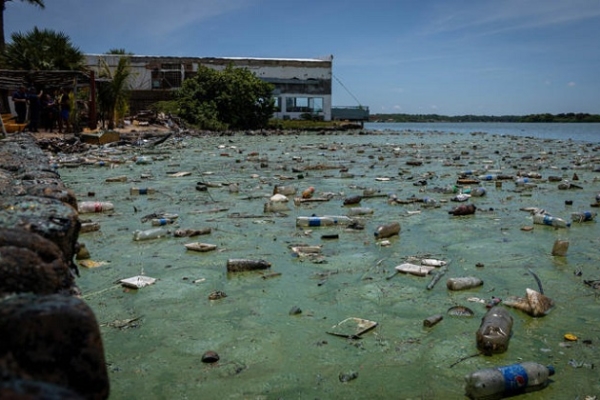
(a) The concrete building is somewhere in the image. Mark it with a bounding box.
[84,54,334,121]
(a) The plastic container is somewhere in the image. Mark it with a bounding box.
[477,174,497,181]
[346,207,374,216]
[464,361,555,399]
[77,201,114,213]
[133,227,168,241]
[151,218,176,226]
[532,213,570,228]
[374,221,401,238]
[571,211,596,222]
[471,187,486,197]
[296,215,355,227]
[421,197,438,207]
[476,306,513,355]
[446,276,483,291]
[130,187,156,195]
[551,239,569,256]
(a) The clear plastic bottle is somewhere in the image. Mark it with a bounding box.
[346,207,374,216]
[446,276,483,291]
[78,201,114,213]
[151,218,176,226]
[421,197,438,207]
[296,215,355,227]
[477,174,497,181]
[374,221,401,238]
[532,213,570,228]
[133,227,168,241]
[571,211,596,222]
[476,306,513,355]
[464,361,555,400]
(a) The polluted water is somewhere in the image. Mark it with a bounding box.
[56,125,600,399]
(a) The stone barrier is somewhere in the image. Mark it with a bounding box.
[0,133,109,399]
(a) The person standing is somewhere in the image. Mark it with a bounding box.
[41,92,57,132]
[58,88,71,134]
[27,87,43,133]
[12,86,28,124]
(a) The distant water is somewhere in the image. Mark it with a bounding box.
[365,122,600,143]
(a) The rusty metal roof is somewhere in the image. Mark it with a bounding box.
[0,70,94,90]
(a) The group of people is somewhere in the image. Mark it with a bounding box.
[11,86,71,133]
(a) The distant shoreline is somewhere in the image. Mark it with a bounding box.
[370,113,600,123]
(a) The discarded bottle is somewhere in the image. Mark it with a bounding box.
[296,215,355,227]
[421,197,438,207]
[470,187,486,197]
[476,306,513,355]
[477,174,497,181]
[571,211,596,222]
[301,186,315,199]
[130,187,156,195]
[78,201,114,213]
[343,195,362,205]
[447,276,483,291]
[464,361,555,400]
[374,221,401,239]
[449,204,476,216]
[80,221,101,233]
[133,227,168,241]
[151,218,176,226]
[346,207,374,216]
[532,213,570,228]
[264,201,290,213]
[226,258,271,272]
[273,185,297,196]
[423,314,443,328]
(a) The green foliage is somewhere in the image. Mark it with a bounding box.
[176,64,275,130]
[96,54,132,129]
[1,27,84,70]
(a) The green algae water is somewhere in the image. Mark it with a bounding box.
[58,128,600,399]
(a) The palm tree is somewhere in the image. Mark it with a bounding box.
[96,51,133,129]
[2,27,85,70]
[0,0,45,53]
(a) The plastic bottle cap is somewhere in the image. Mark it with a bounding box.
[547,365,555,376]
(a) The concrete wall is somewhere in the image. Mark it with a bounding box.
[85,54,333,121]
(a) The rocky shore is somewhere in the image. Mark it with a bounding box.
[0,132,109,399]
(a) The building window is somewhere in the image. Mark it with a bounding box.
[273,97,281,112]
[286,97,323,113]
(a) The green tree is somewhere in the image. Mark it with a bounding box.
[0,0,44,53]
[1,27,84,70]
[96,51,133,129]
[176,64,275,130]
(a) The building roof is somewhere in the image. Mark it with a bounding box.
[0,70,93,90]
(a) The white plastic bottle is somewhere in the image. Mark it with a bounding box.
[78,201,114,213]
[532,213,570,228]
[133,227,168,241]
[464,362,555,399]
[296,215,355,227]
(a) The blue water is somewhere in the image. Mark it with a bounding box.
[365,122,600,143]
[59,124,600,399]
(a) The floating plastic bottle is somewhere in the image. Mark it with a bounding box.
[296,215,355,227]
[80,221,101,233]
[151,218,176,226]
[464,361,555,400]
[470,187,486,197]
[78,201,114,213]
[130,187,156,195]
[447,276,483,291]
[532,213,570,228]
[226,258,271,272]
[346,207,374,216]
[374,222,401,239]
[421,197,438,207]
[571,211,596,222]
[477,174,497,181]
[476,306,513,355]
[133,227,168,241]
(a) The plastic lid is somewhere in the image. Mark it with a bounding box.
[547,365,555,376]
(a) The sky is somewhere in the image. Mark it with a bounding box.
[4,0,600,116]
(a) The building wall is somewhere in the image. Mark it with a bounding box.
[85,55,333,121]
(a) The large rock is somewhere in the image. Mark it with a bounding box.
[0,227,79,296]
[0,294,109,400]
